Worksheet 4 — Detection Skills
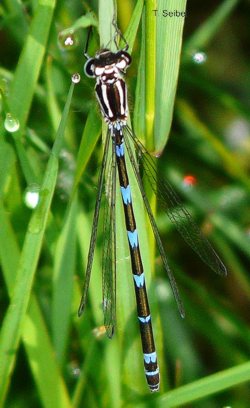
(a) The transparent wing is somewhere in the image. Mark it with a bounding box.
[102,140,117,338]
[123,133,185,317]
[124,126,227,277]
[78,131,111,317]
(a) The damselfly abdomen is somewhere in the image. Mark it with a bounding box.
[78,26,226,393]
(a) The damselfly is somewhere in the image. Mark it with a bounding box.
[78,24,227,392]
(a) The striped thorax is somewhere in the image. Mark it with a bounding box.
[84,49,131,128]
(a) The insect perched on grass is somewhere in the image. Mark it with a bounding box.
[78,22,227,392]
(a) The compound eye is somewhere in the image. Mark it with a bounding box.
[84,58,96,77]
[121,51,132,66]
[115,60,124,70]
[115,51,132,70]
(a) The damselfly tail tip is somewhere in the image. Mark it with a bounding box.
[150,385,160,393]
[149,381,160,392]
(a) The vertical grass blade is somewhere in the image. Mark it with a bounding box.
[8,0,56,130]
[52,198,78,365]
[144,0,156,151]
[72,109,101,194]
[0,203,72,408]
[0,83,74,404]
[6,0,56,185]
[154,0,187,153]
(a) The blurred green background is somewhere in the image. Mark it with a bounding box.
[0,0,250,407]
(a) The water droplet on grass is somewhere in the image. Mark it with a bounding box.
[58,30,78,50]
[24,184,40,209]
[4,113,20,133]
[71,73,81,83]
[192,51,207,64]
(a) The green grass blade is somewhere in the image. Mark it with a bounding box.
[123,0,144,51]
[22,299,73,408]
[8,0,56,130]
[144,0,156,151]
[154,0,187,153]
[99,0,115,47]
[45,57,62,133]
[0,140,15,197]
[52,197,77,365]
[6,0,56,184]
[59,11,98,37]
[0,204,72,408]
[184,0,239,53]
[155,361,250,407]
[133,20,146,140]
[72,109,101,194]
[3,0,29,43]
[0,83,74,404]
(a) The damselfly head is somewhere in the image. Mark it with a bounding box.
[95,49,131,66]
[84,49,132,78]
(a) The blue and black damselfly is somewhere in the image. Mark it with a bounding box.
[78,24,227,392]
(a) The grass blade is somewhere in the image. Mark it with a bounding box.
[155,361,250,407]
[52,198,77,365]
[154,0,187,152]
[0,82,74,404]
[5,0,56,185]
[0,202,73,408]
[184,0,240,53]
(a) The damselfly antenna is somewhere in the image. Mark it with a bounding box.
[112,17,129,51]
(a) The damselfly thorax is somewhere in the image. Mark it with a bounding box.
[84,49,131,128]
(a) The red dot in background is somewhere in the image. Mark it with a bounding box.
[183,174,197,187]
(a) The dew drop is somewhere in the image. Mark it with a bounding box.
[67,361,81,379]
[72,367,81,378]
[4,113,20,133]
[192,51,207,64]
[24,184,40,209]
[58,30,78,50]
[71,73,81,83]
